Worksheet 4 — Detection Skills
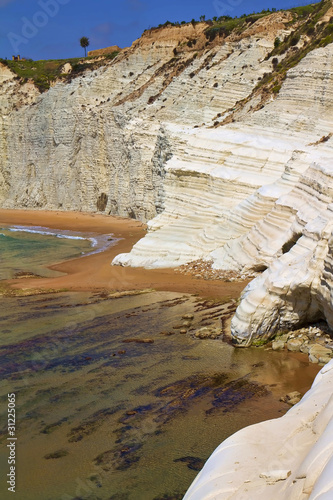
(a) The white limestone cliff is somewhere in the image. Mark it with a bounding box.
[114,43,333,273]
[184,360,333,500]
[0,16,288,220]
[111,38,333,347]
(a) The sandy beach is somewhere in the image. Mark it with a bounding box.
[0,209,249,299]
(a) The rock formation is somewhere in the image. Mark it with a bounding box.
[87,45,121,57]
[0,15,288,222]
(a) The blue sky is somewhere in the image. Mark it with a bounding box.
[0,0,315,61]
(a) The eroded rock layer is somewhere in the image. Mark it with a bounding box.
[0,16,287,220]
[115,44,333,272]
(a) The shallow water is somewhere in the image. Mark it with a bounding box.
[0,225,114,279]
[0,287,320,500]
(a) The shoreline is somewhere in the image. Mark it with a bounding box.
[1,208,324,367]
[0,209,250,300]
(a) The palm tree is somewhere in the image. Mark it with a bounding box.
[80,36,89,57]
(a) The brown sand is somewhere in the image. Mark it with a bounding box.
[0,209,249,299]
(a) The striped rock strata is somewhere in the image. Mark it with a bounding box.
[115,44,333,273]
[0,20,280,219]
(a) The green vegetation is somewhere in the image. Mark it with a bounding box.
[0,52,119,92]
[205,17,246,41]
[289,3,319,19]
[2,0,332,98]
[146,7,278,40]
[0,57,80,92]
[79,36,90,57]
[256,0,333,95]
[104,51,120,60]
[272,83,282,93]
[251,339,269,346]
[144,0,332,55]
[274,37,281,48]
[269,0,332,57]
[204,9,277,41]
[148,6,277,34]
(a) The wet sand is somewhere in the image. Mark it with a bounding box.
[0,209,249,299]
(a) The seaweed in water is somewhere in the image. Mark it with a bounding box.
[207,377,269,414]
[174,455,206,471]
[94,443,143,471]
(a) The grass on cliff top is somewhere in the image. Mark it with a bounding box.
[255,0,333,94]
[145,1,328,46]
[204,11,273,41]
[0,52,119,92]
[1,0,330,95]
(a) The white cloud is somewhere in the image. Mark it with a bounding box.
[94,22,112,35]
[126,0,147,12]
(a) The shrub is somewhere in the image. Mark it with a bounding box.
[105,51,119,60]
[306,26,315,36]
[290,34,300,46]
[291,5,315,18]
[274,37,281,48]
[324,23,333,35]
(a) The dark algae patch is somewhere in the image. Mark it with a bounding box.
[94,443,143,471]
[68,407,122,442]
[174,456,206,471]
[207,377,269,414]
[44,449,69,459]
